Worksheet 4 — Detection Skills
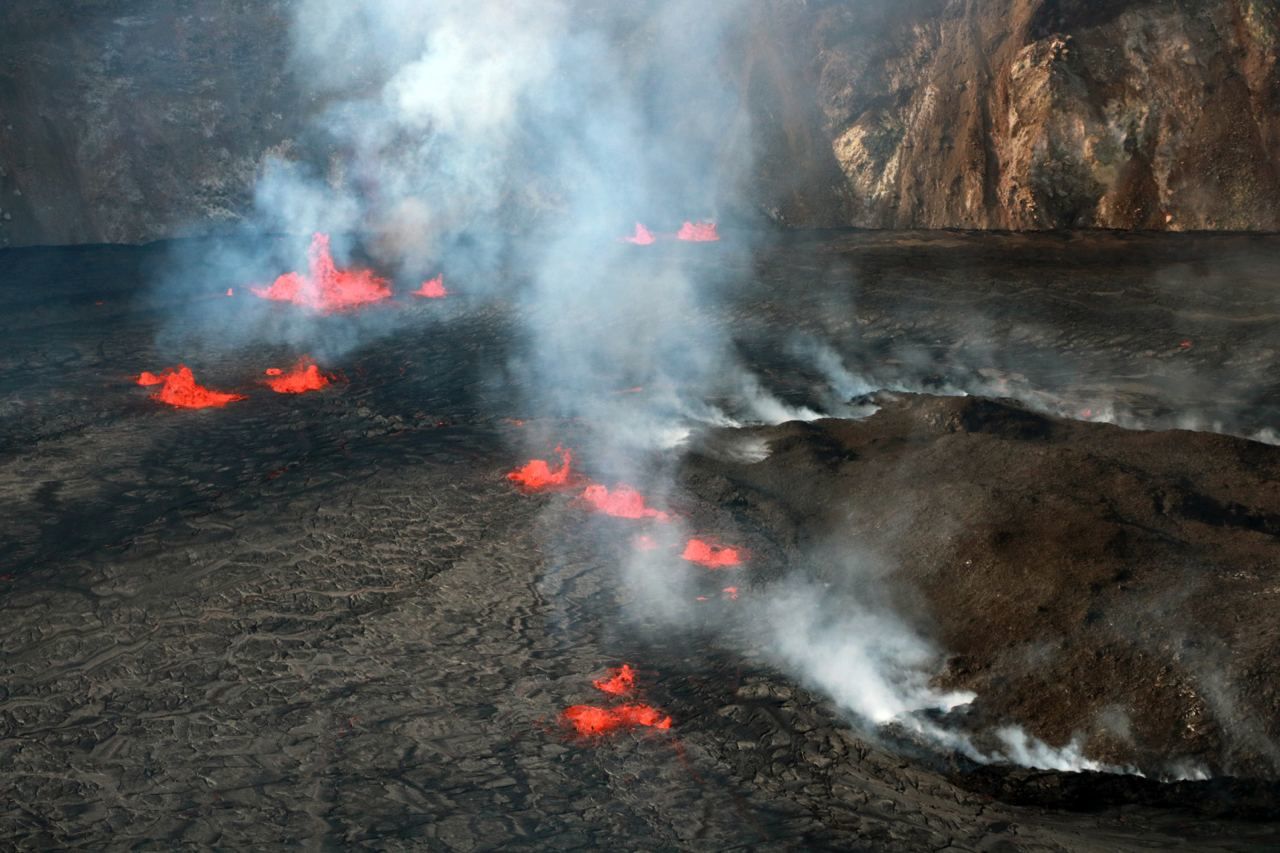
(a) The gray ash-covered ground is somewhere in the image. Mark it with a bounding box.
[1,231,1279,849]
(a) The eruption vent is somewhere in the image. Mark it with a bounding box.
[265,357,331,394]
[592,664,636,696]
[682,538,742,569]
[677,221,719,242]
[413,275,448,299]
[579,484,670,521]
[507,447,573,491]
[624,223,655,245]
[139,366,245,409]
[252,233,392,313]
[561,704,673,737]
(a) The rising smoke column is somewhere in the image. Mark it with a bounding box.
[255,0,1106,773]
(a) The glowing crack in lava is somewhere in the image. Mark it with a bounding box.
[592,664,636,696]
[413,275,447,299]
[507,446,573,491]
[677,221,719,242]
[682,538,743,568]
[580,484,670,521]
[561,704,672,737]
[252,233,392,313]
[138,366,245,409]
[623,223,655,245]
[264,357,331,394]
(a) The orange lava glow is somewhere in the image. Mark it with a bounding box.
[677,221,719,242]
[265,357,331,394]
[507,446,573,491]
[142,366,245,409]
[252,233,392,313]
[580,484,669,521]
[561,704,672,737]
[592,664,636,696]
[413,275,448,299]
[723,586,740,600]
[682,538,742,569]
[624,223,655,245]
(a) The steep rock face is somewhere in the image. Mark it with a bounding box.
[798,0,1280,230]
[0,0,1277,246]
[0,2,303,248]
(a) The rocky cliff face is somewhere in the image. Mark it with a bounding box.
[1,0,1277,247]
[781,0,1280,231]
[0,1,301,248]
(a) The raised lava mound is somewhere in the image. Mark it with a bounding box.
[681,393,1280,778]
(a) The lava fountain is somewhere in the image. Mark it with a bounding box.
[413,275,448,299]
[138,366,245,409]
[592,664,636,696]
[507,446,573,491]
[681,538,743,569]
[623,223,656,245]
[579,484,670,521]
[676,221,719,242]
[252,233,392,313]
[264,357,332,394]
[560,704,673,737]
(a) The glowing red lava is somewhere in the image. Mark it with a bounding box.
[682,538,742,569]
[265,357,331,394]
[507,446,573,491]
[592,664,636,696]
[580,484,669,521]
[624,223,655,245]
[677,221,719,242]
[723,586,740,601]
[141,366,245,409]
[561,704,672,737]
[413,275,448,299]
[252,233,392,313]
[632,534,659,551]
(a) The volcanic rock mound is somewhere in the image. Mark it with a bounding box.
[681,393,1280,777]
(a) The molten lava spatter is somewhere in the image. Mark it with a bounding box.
[143,366,245,409]
[252,233,392,313]
[413,275,448,299]
[561,704,672,737]
[580,484,669,521]
[677,221,719,242]
[682,538,743,568]
[624,223,655,245]
[265,357,331,394]
[593,664,636,696]
[507,446,573,491]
